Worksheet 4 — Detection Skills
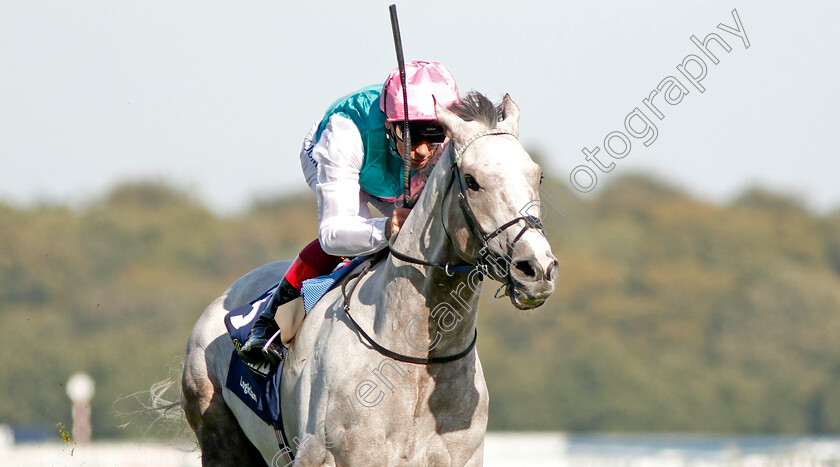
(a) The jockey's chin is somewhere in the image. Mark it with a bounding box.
[410,155,431,170]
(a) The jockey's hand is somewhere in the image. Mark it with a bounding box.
[386,207,411,239]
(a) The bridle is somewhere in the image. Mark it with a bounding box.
[342,127,545,365]
[447,128,545,289]
[391,128,545,280]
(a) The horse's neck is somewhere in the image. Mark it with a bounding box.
[375,148,481,355]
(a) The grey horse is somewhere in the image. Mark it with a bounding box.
[182,93,558,466]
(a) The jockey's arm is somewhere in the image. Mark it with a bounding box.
[311,115,391,257]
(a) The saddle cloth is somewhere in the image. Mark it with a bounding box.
[301,256,368,313]
[224,285,286,428]
[222,255,369,429]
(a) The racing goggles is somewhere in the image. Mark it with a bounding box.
[391,121,447,145]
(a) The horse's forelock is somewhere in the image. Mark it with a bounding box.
[449,92,502,129]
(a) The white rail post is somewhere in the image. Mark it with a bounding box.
[66,373,95,444]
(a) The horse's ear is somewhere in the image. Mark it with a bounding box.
[500,94,520,137]
[434,98,467,141]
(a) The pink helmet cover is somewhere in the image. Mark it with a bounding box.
[381,61,460,122]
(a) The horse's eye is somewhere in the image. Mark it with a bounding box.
[539,172,544,185]
[464,174,480,191]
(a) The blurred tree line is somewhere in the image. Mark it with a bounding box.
[1,173,838,440]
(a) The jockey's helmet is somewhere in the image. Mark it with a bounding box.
[381,61,460,123]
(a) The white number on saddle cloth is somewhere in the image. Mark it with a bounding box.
[229,285,277,330]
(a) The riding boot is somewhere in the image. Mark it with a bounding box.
[238,278,301,365]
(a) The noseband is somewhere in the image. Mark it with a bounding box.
[342,128,545,365]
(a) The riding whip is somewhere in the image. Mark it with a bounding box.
[388,4,413,209]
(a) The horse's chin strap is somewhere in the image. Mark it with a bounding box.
[388,247,483,277]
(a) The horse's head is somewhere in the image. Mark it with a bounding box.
[435,93,558,310]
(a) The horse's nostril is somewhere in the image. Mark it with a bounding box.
[515,260,536,278]
[546,260,559,281]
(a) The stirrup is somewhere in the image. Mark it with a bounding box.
[261,329,284,364]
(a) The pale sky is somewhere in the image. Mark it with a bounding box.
[2,1,838,214]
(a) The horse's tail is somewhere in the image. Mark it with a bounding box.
[115,357,194,444]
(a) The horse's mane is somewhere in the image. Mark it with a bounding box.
[449,91,504,129]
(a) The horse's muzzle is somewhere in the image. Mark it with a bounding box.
[507,248,558,310]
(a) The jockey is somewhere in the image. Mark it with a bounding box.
[238,61,460,365]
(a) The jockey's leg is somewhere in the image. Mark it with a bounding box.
[238,238,342,365]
